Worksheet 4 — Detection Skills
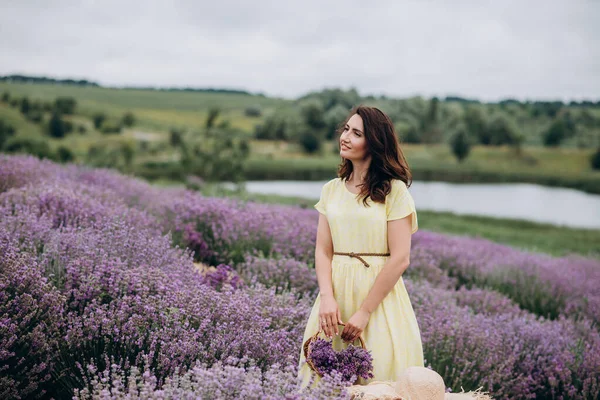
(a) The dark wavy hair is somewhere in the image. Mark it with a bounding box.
[337,105,412,206]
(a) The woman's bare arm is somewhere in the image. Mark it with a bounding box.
[358,214,413,314]
[315,213,334,296]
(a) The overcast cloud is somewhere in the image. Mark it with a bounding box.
[0,0,598,101]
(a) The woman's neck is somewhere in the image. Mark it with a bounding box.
[349,161,370,185]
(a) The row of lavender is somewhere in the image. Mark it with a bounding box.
[1,155,599,399]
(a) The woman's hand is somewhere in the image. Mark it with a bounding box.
[341,310,370,343]
[319,293,343,338]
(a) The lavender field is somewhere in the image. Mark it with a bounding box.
[1,154,599,400]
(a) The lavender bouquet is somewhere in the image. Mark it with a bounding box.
[308,337,374,383]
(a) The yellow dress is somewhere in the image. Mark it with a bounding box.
[298,177,424,387]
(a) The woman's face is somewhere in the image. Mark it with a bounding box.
[339,113,369,161]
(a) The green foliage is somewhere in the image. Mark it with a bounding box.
[100,122,122,134]
[56,146,75,163]
[205,107,220,132]
[244,105,262,117]
[25,110,44,124]
[400,125,421,144]
[1,91,9,103]
[591,148,600,170]
[300,101,326,131]
[86,143,133,169]
[9,98,19,108]
[92,113,106,129]
[254,113,292,141]
[463,106,488,145]
[543,118,568,147]
[450,128,471,162]
[299,87,360,111]
[324,104,349,140]
[19,97,30,115]
[299,131,322,154]
[54,96,77,114]
[3,136,54,159]
[420,97,442,143]
[169,128,185,147]
[122,112,135,127]
[487,115,519,145]
[120,142,135,168]
[47,113,66,138]
[0,119,16,149]
[180,130,249,183]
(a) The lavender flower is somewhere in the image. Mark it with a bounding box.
[308,338,374,383]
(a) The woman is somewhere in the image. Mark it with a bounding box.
[298,105,424,387]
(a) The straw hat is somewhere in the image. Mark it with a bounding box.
[347,366,493,400]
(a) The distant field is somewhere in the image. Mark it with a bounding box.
[2,81,599,193]
[0,82,289,132]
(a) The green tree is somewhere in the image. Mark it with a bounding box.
[121,143,135,168]
[421,97,442,143]
[122,112,135,127]
[3,137,54,160]
[450,128,471,162]
[299,131,322,154]
[0,119,16,149]
[48,113,66,138]
[54,97,77,114]
[324,104,350,140]
[180,133,249,183]
[591,147,600,170]
[400,125,421,144]
[170,128,185,147]
[301,101,326,132]
[464,106,488,144]
[487,115,518,145]
[244,105,262,117]
[56,146,74,163]
[205,108,220,133]
[93,113,106,129]
[20,97,30,115]
[543,119,567,147]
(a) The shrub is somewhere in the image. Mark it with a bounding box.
[1,91,9,103]
[19,97,30,115]
[48,112,66,138]
[543,119,567,147]
[100,123,122,134]
[299,131,321,154]
[245,105,262,117]
[591,147,600,170]
[0,119,16,149]
[3,137,54,160]
[121,112,135,127]
[25,110,44,124]
[450,128,471,162]
[56,146,75,163]
[92,113,106,129]
[54,97,77,115]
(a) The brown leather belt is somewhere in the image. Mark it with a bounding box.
[333,252,390,268]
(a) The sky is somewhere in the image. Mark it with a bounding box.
[0,0,598,101]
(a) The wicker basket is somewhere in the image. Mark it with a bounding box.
[302,322,367,381]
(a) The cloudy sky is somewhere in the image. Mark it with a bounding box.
[0,0,598,101]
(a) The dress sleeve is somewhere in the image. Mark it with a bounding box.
[314,181,330,215]
[386,180,418,234]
